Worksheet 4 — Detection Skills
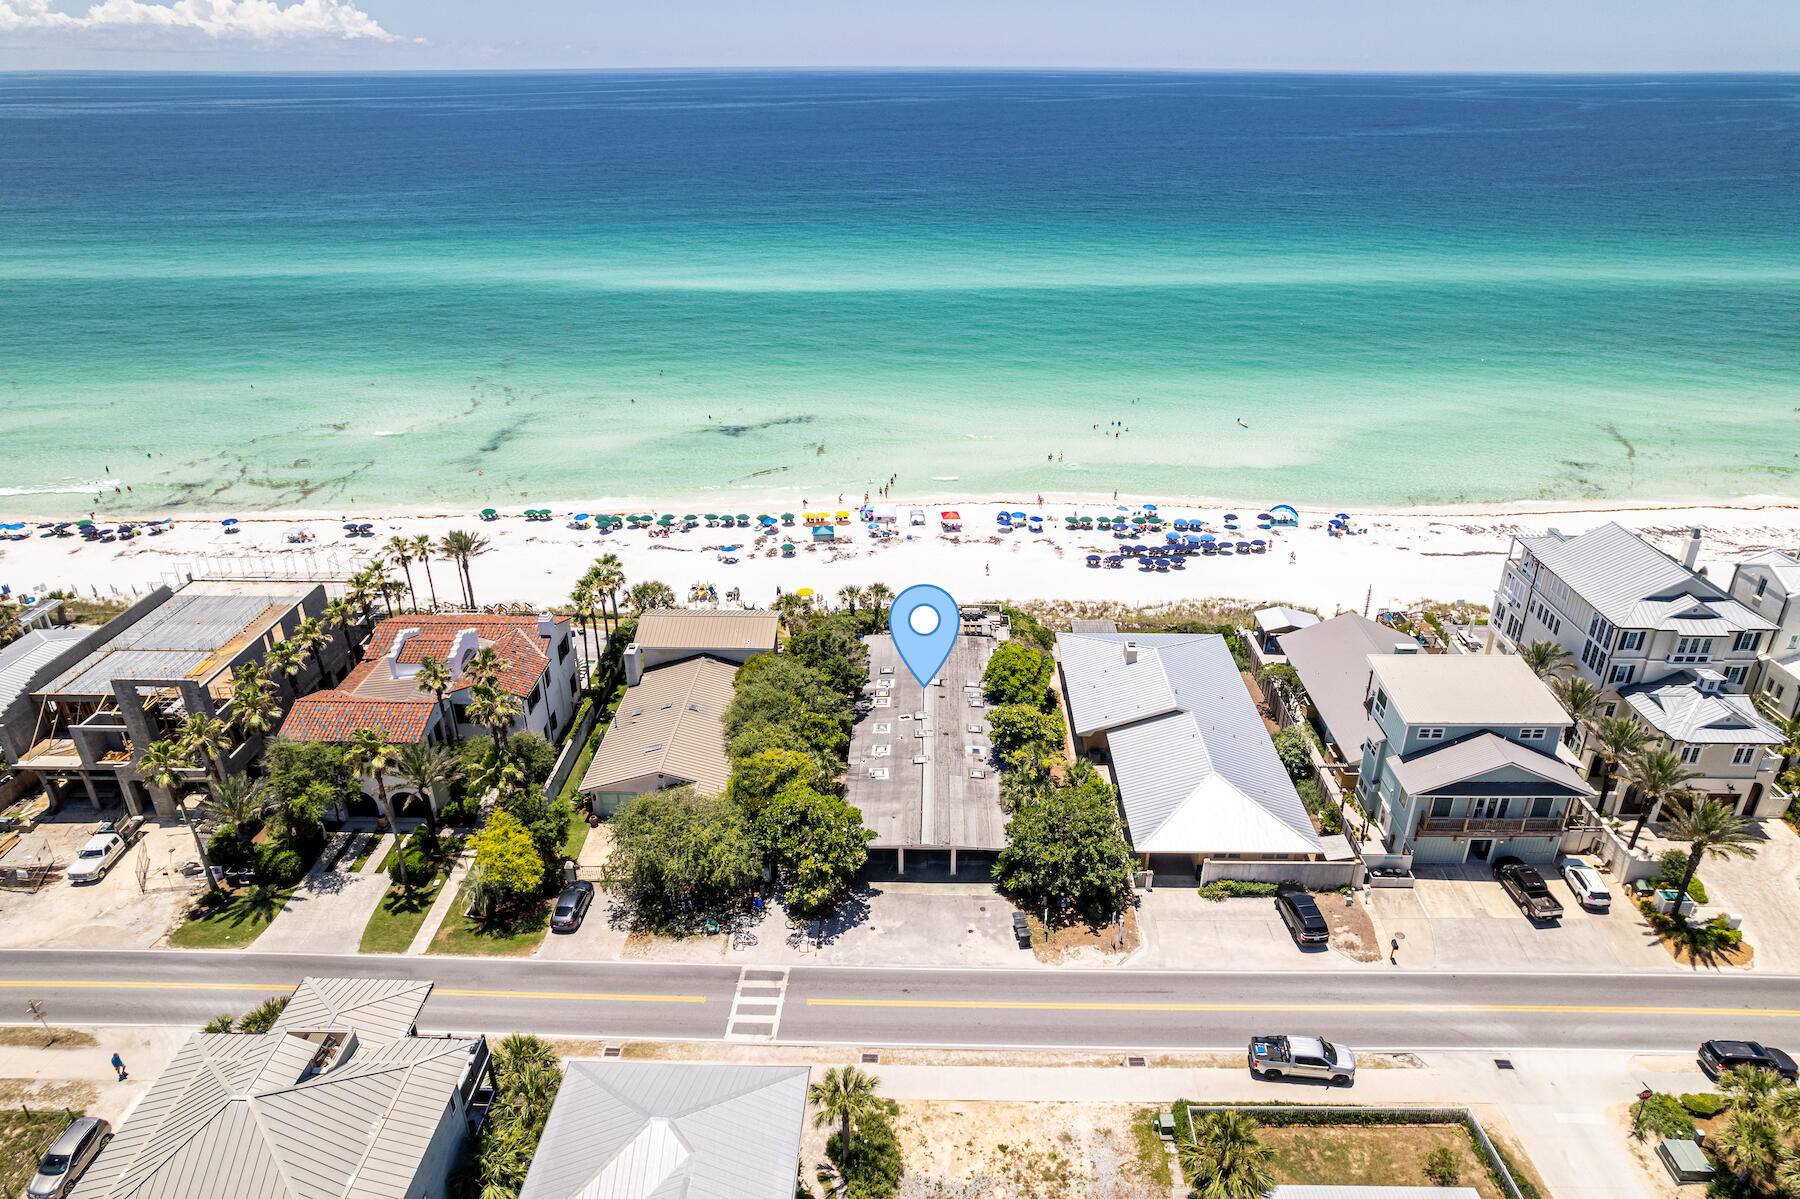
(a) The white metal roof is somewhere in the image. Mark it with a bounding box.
[1518,523,1773,633]
[0,627,89,713]
[1059,633,1322,857]
[1254,606,1319,635]
[519,1062,808,1199]
[1619,678,1784,745]
[71,978,479,1199]
[1741,549,1800,593]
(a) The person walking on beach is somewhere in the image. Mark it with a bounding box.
[111,1053,127,1080]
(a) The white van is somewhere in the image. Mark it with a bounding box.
[67,833,127,885]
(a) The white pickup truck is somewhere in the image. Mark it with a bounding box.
[1248,1035,1357,1085]
[67,833,128,885]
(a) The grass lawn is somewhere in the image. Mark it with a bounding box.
[0,1109,78,1196]
[347,832,381,873]
[427,877,551,957]
[1132,1109,1174,1191]
[168,886,296,949]
[1260,1124,1500,1199]
[359,871,448,954]
[560,809,591,859]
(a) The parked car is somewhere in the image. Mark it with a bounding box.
[550,880,594,932]
[1560,859,1611,911]
[1275,892,1330,946]
[96,815,144,845]
[26,1116,111,1199]
[1494,856,1564,921]
[1699,1040,1798,1082]
[66,833,127,885]
[1248,1035,1355,1085]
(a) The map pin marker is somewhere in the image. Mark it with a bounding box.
[889,584,960,688]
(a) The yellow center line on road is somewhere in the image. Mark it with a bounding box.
[807,998,1800,1018]
[0,980,705,1004]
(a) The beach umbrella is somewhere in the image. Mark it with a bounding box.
[759,515,776,525]
[1010,511,1027,520]
[796,587,814,598]
[780,513,795,523]
[781,542,796,552]
[221,518,238,526]
[683,515,697,523]
[720,544,740,552]
[75,518,93,527]
[1257,512,1272,520]
[1143,503,1157,511]
[1199,533,1216,542]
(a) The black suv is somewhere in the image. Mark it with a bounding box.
[1276,892,1330,946]
[1700,1040,1799,1081]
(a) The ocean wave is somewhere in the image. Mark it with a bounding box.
[0,480,117,496]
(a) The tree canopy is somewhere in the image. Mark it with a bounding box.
[755,787,874,919]
[599,786,760,925]
[474,808,544,898]
[993,766,1134,924]
[727,747,825,815]
[982,641,1055,707]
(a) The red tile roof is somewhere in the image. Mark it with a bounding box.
[276,613,568,745]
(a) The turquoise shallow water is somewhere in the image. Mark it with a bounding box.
[1,72,1797,515]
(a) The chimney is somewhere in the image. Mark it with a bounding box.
[1682,527,1702,571]
[537,612,553,639]
[384,628,420,680]
[1123,641,1139,665]
[447,628,480,678]
[624,643,643,687]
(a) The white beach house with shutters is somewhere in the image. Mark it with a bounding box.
[1492,522,1788,819]
[1056,631,1325,879]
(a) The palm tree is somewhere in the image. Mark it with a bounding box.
[406,535,438,611]
[363,557,397,618]
[1665,799,1759,910]
[466,646,507,688]
[468,684,522,749]
[396,742,460,833]
[808,1066,883,1177]
[1519,639,1572,679]
[265,639,306,692]
[1756,700,1800,776]
[178,713,232,783]
[772,591,809,632]
[385,536,419,612]
[439,530,491,608]
[416,655,457,742]
[348,568,380,626]
[866,582,892,627]
[837,584,860,614]
[1549,676,1604,740]
[140,740,211,880]
[569,579,597,676]
[590,554,625,638]
[1717,1064,1799,1122]
[322,597,358,663]
[1585,716,1650,812]
[228,669,284,742]
[1180,1110,1278,1199]
[380,578,410,618]
[346,728,406,888]
[1624,749,1701,849]
[292,617,328,682]
[627,580,675,613]
[201,772,264,829]
[1713,1108,1784,1193]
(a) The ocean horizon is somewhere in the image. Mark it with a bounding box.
[1,71,1797,517]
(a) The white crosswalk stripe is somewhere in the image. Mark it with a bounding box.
[724,966,789,1042]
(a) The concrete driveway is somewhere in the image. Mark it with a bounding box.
[1656,816,1800,973]
[0,814,204,949]
[1371,863,1670,972]
[1133,886,1372,970]
[255,835,395,955]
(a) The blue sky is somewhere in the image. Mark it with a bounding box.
[1,0,1796,71]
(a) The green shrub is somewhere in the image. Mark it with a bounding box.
[826,1108,903,1199]
[1680,1093,1728,1117]
[206,823,254,869]
[235,995,289,1034]
[1424,1146,1462,1186]
[1686,878,1708,904]
[255,843,307,887]
[1198,880,1280,901]
[1271,726,1312,780]
[390,847,432,891]
[201,1013,234,1033]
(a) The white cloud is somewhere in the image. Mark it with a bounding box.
[0,0,398,40]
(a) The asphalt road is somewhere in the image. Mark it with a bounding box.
[4,950,1798,1052]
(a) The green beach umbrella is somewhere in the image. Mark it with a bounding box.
[704,514,719,523]
[780,512,795,523]
[781,542,796,552]
[736,513,750,523]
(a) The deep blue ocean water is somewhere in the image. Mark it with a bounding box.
[1,72,1796,513]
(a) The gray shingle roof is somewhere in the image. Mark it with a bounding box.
[580,657,737,795]
[1619,678,1783,745]
[1518,523,1773,633]
[71,978,478,1199]
[1386,732,1593,798]
[1059,633,1321,856]
[519,1062,808,1199]
[1277,615,1415,754]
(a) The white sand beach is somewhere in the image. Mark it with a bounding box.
[4,496,1798,620]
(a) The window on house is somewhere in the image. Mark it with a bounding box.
[1725,665,1748,686]
[1519,727,1547,741]
[1735,631,1760,653]
[1679,745,1702,764]
[1430,797,1452,818]
[1788,635,1798,651]
[1671,636,1715,663]
[1756,577,1768,597]
[1580,639,1607,673]
[1618,631,1645,652]
[1733,746,1756,766]
[1530,797,1554,818]
[453,702,469,723]
[1610,664,1636,685]
[1417,727,1445,741]
[1603,702,1617,717]
[1372,689,1387,719]
[527,684,541,712]
[557,637,570,662]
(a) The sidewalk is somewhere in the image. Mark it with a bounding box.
[404,843,476,955]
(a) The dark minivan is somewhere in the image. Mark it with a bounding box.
[1276,892,1330,946]
[27,1116,111,1199]
[1699,1039,1798,1081]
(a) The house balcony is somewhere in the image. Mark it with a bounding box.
[1417,816,1566,838]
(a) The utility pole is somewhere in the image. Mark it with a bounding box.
[26,999,50,1045]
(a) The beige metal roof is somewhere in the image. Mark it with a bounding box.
[580,657,737,795]
[1368,653,1570,729]
[71,978,480,1199]
[633,609,778,653]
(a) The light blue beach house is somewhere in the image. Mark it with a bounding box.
[1357,653,1592,866]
